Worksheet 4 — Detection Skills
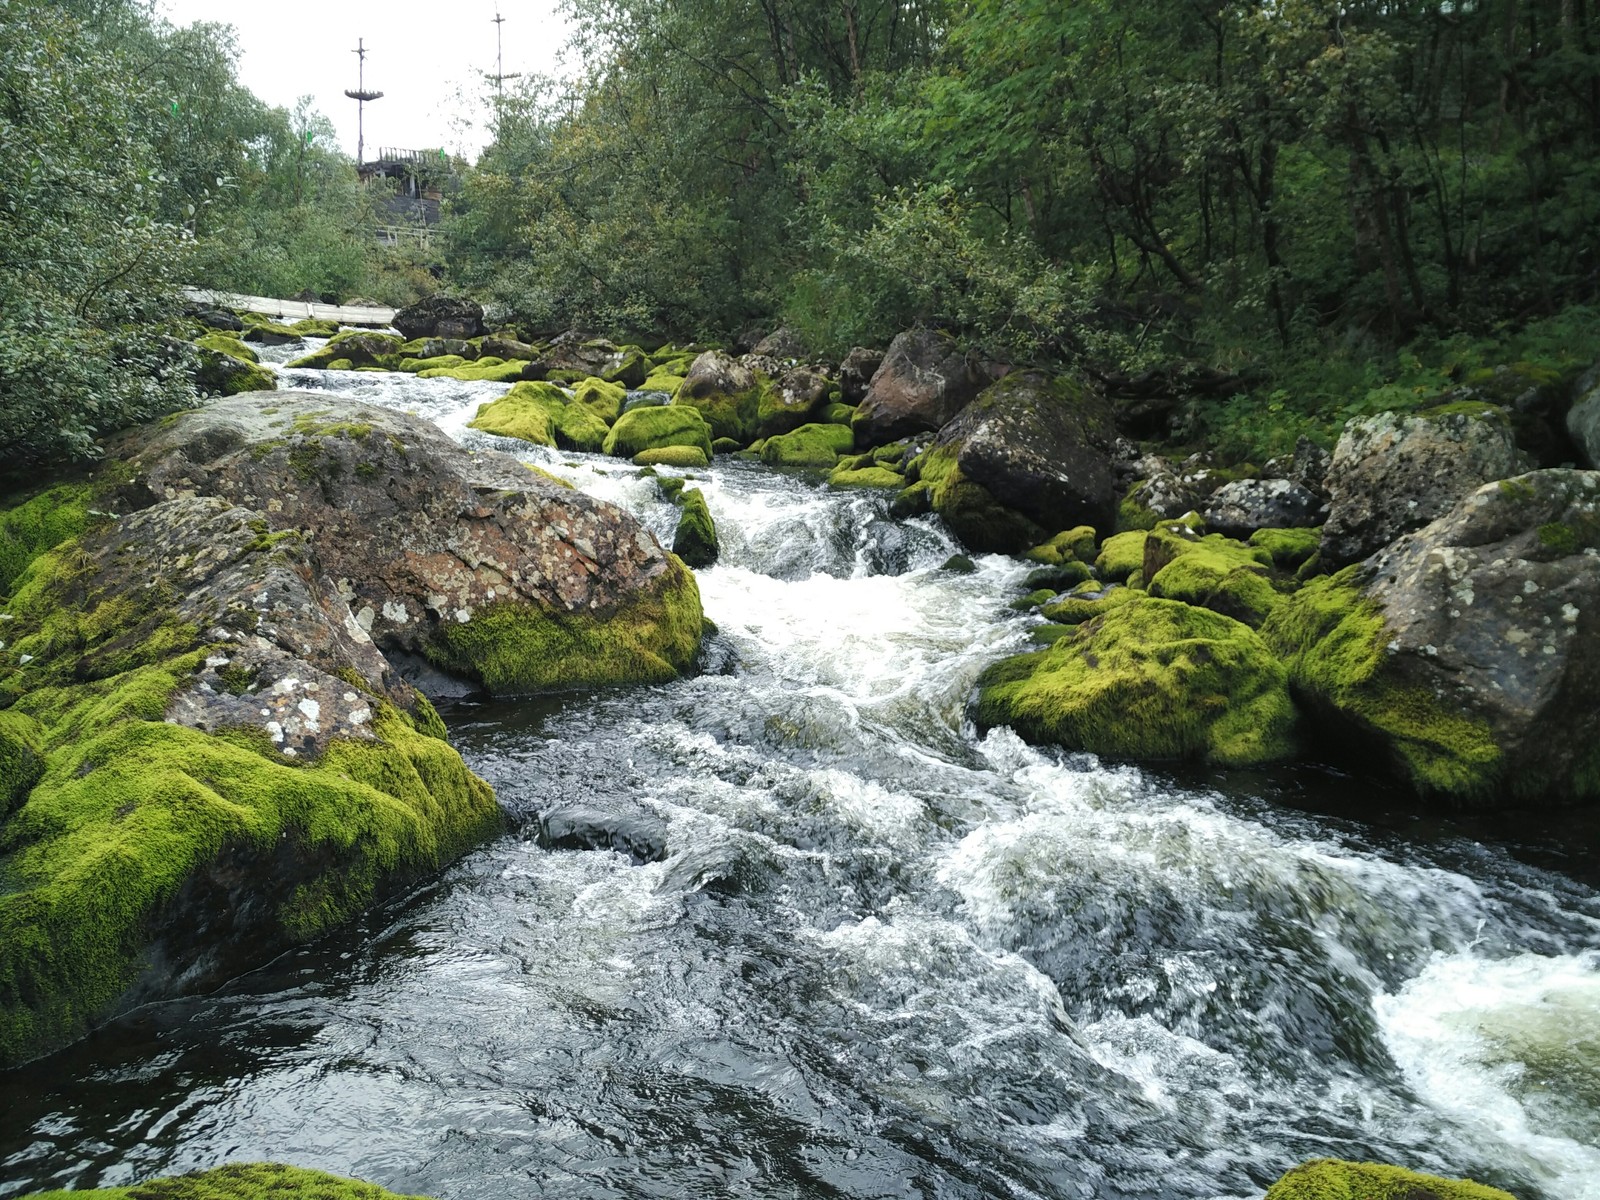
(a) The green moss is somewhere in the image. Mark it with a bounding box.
[1028,623,1076,646]
[397,354,468,374]
[549,400,610,452]
[673,374,765,442]
[760,422,854,468]
[641,370,687,396]
[1538,521,1579,555]
[418,359,528,383]
[284,331,403,370]
[711,437,743,456]
[573,376,627,424]
[524,464,574,490]
[0,708,44,818]
[15,1161,431,1200]
[1009,588,1058,611]
[1420,399,1506,420]
[821,402,856,425]
[0,484,97,597]
[890,483,932,516]
[1116,481,1160,532]
[975,596,1297,766]
[469,392,555,446]
[1024,526,1098,566]
[1095,530,1149,582]
[289,318,342,338]
[1146,532,1285,627]
[1263,1158,1515,1200]
[1024,561,1095,590]
[656,476,686,502]
[634,445,709,469]
[672,489,719,569]
[194,333,258,364]
[1261,567,1503,798]
[916,443,1045,553]
[425,554,703,695]
[603,406,714,459]
[326,358,355,371]
[1249,526,1323,570]
[1039,584,1142,625]
[825,466,901,489]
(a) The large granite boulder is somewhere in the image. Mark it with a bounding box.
[1568,363,1600,468]
[915,371,1117,554]
[541,337,647,388]
[113,394,703,697]
[393,294,485,341]
[1264,469,1600,806]
[838,347,885,404]
[1321,406,1522,566]
[0,489,502,1067]
[851,329,980,448]
[1202,478,1327,538]
[754,366,832,439]
[673,350,764,443]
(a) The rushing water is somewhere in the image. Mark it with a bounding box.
[3,351,1599,1200]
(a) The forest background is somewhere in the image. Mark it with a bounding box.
[4,0,1598,470]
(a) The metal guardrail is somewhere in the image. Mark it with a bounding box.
[180,287,397,328]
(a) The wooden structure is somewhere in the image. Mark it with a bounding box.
[181,287,396,328]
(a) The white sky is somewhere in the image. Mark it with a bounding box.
[156,1,573,161]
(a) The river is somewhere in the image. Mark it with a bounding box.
[2,354,1598,1200]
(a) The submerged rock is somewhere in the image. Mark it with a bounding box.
[1321,406,1522,566]
[1264,469,1600,805]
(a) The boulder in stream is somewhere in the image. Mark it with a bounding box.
[393,294,485,341]
[851,329,980,448]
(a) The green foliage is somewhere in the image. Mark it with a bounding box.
[16,1162,430,1200]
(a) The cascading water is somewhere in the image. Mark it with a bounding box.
[2,353,1597,1200]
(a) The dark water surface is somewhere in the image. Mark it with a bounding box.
[3,366,1597,1200]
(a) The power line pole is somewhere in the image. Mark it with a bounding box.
[490,12,521,98]
[344,38,384,165]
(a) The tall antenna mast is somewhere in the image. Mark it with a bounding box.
[344,38,384,164]
[491,12,521,98]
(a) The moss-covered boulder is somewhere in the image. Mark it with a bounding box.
[641,369,687,396]
[397,354,468,374]
[755,367,832,439]
[1263,470,1600,805]
[634,445,709,469]
[672,488,719,568]
[711,437,743,456]
[289,317,341,338]
[393,294,484,341]
[572,376,626,424]
[194,332,258,363]
[286,331,404,370]
[16,1162,432,1200]
[828,465,905,489]
[603,405,714,460]
[1143,526,1284,627]
[0,491,503,1067]
[1025,526,1097,566]
[1263,1159,1514,1200]
[1095,530,1149,582]
[761,423,854,468]
[112,394,705,699]
[975,596,1297,766]
[240,319,302,346]
[193,346,276,397]
[1250,526,1322,570]
[417,358,530,383]
[915,371,1117,555]
[674,351,765,442]
[467,386,558,447]
[1039,584,1139,625]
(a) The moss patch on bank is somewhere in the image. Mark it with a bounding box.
[1263,1158,1515,1200]
[17,1162,431,1200]
[426,554,703,694]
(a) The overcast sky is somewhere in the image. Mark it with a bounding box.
[157,1,573,161]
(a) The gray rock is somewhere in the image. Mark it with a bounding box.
[676,350,760,442]
[1321,407,1524,566]
[755,366,832,439]
[852,330,980,447]
[1568,364,1600,469]
[839,347,885,404]
[751,326,806,358]
[393,294,485,341]
[1203,478,1327,538]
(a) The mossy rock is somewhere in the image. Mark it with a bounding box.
[940,554,977,574]
[194,333,258,364]
[1024,561,1094,591]
[289,318,341,338]
[397,354,468,374]
[468,391,556,448]
[15,1162,431,1200]
[1249,526,1323,570]
[890,483,932,516]
[0,505,503,1067]
[573,376,627,424]
[601,346,649,388]
[829,466,905,490]
[915,442,1048,554]
[1039,585,1140,625]
[976,596,1296,766]
[1009,588,1058,611]
[1,483,97,596]
[821,402,856,425]
[762,423,854,468]
[1263,1158,1515,1200]
[1028,623,1076,646]
[634,445,710,469]
[426,555,703,694]
[1144,527,1284,627]
[1261,567,1503,798]
[656,476,686,502]
[327,358,354,372]
[240,320,301,345]
[711,437,742,456]
[418,359,528,383]
[642,371,686,396]
[602,406,714,460]
[285,330,403,370]
[194,348,276,397]
[1094,530,1149,582]
[1025,526,1097,566]
[1116,480,1161,532]
[549,399,611,453]
[672,488,719,568]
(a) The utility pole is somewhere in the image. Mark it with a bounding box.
[490,12,521,98]
[344,38,384,166]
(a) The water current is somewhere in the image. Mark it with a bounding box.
[3,346,1599,1200]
